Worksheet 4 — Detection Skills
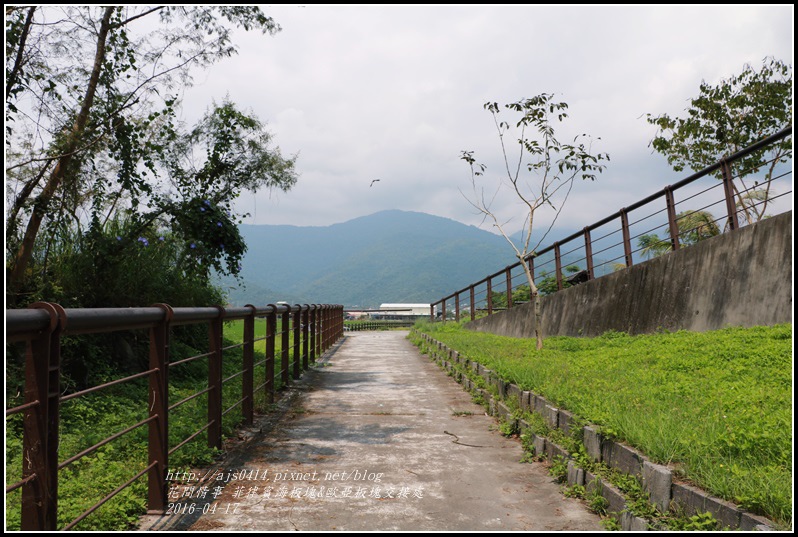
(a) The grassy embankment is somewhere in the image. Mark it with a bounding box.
[411,321,792,527]
[5,320,298,531]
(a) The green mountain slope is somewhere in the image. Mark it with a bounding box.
[220,209,617,308]
[223,210,517,307]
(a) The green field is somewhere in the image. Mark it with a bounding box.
[411,322,792,527]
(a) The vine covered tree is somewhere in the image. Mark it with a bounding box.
[646,57,792,226]
[461,94,609,349]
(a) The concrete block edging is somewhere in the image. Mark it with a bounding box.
[413,332,774,531]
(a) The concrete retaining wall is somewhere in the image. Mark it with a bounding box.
[467,211,792,338]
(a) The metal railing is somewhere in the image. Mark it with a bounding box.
[344,320,418,331]
[432,128,792,322]
[5,302,344,530]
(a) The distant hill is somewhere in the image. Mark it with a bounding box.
[220,210,615,308]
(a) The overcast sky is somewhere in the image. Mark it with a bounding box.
[179,5,794,235]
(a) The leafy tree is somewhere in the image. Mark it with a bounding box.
[636,209,721,260]
[646,57,792,226]
[5,7,279,289]
[5,6,293,304]
[461,94,609,349]
[675,209,721,245]
[157,100,298,278]
[637,233,671,260]
[491,265,583,309]
[537,265,582,296]
[490,285,531,310]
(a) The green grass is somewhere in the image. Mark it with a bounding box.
[5,321,298,531]
[411,321,792,527]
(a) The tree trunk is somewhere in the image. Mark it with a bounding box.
[8,7,115,292]
[5,7,35,101]
[520,257,544,350]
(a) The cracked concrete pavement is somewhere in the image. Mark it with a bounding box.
[137,331,602,532]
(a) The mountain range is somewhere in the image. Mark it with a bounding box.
[220,210,613,308]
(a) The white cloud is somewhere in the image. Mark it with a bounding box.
[178,5,793,233]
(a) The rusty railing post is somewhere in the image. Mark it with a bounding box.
[322,305,330,352]
[319,304,326,355]
[309,306,317,364]
[148,303,172,514]
[336,305,342,343]
[620,208,633,267]
[455,294,460,322]
[583,227,595,280]
[302,305,310,370]
[720,159,738,231]
[469,287,475,321]
[315,305,323,356]
[265,305,277,403]
[486,279,492,315]
[664,186,681,251]
[554,242,564,291]
[280,306,290,386]
[429,303,435,322]
[292,306,301,380]
[208,306,224,450]
[333,305,341,342]
[21,302,64,531]
[242,305,256,425]
[317,305,323,360]
[506,267,513,308]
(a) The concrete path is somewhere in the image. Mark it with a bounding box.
[139,331,602,531]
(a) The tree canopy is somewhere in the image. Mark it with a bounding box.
[5,6,297,306]
[646,57,792,225]
[636,209,722,260]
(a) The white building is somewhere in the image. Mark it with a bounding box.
[375,303,431,320]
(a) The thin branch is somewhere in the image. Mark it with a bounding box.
[532,175,575,252]
[5,132,107,172]
[114,6,165,28]
[5,7,36,101]
[7,161,52,228]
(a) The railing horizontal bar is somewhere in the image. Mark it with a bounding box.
[6,472,37,494]
[223,306,257,320]
[222,369,245,384]
[61,307,165,335]
[62,462,156,531]
[1,304,329,337]
[5,309,52,340]
[168,421,214,457]
[222,396,247,417]
[58,415,158,470]
[169,308,220,326]
[60,368,157,403]
[5,399,40,416]
[169,387,213,412]
[168,351,212,368]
